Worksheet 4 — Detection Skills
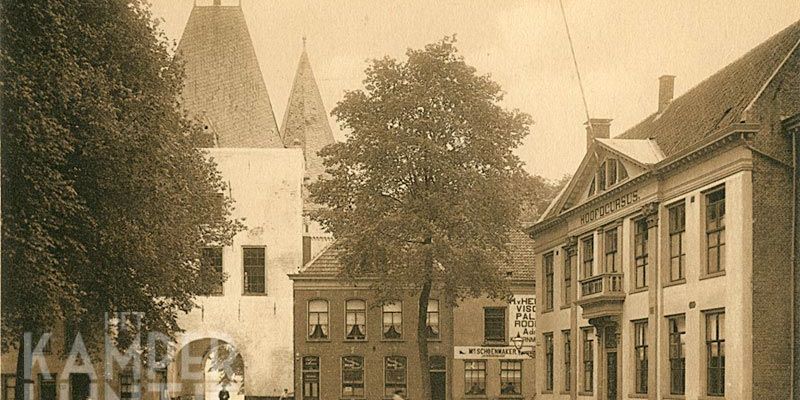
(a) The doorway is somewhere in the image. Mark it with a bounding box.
[429,356,446,400]
[69,374,90,400]
[606,351,617,400]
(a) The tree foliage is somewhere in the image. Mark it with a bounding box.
[0,0,240,355]
[309,37,532,398]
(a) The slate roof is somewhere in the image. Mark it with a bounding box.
[176,5,283,148]
[294,230,535,282]
[281,46,336,183]
[616,20,800,157]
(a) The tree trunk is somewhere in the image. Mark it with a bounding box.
[417,274,433,400]
[15,331,30,400]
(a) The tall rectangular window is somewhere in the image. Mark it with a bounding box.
[544,333,554,391]
[582,328,594,393]
[427,299,440,339]
[598,162,607,191]
[39,374,56,400]
[669,202,686,281]
[500,360,522,395]
[384,356,407,397]
[243,247,266,294]
[484,308,506,343]
[604,228,619,273]
[563,330,571,393]
[345,300,367,340]
[668,315,686,395]
[634,219,649,289]
[706,311,725,396]
[544,253,554,311]
[634,321,648,394]
[582,237,594,279]
[301,356,320,400]
[464,361,486,395]
[705,188,726,274]
[563,251,574,305]
[342,356,364,398]
[119,370,139,400]
[307,300,329,340]
[382,302,403,339]
[608,159,618,186]
[201,247,224,295]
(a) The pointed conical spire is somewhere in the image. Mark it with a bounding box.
[176,4,283,148]
[281,39,336,183]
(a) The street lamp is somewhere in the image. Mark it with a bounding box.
[511,333,534,358]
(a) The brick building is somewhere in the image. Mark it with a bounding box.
[527,20,800,400]
[290,231,536,400]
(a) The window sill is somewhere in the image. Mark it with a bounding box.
[343,339,368,343]
[561,304,572,310]
[629,286,648,294]
[483,341,508,346]
[698,396,725,400]
[663,278,686,288]
[663,395,686,400]
[541,308,554,314]
[499,395,523,399]
[306,338,331,343]
[628,393,648,398]
[463,396,487,399]
[539,389,553,394]
[578,391,594,396]
[699,270,726,281]
[559,390,571,395]
[241,292,268,296]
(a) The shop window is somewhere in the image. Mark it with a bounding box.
[464,360,486,396]
[500,360,522,395]
[383,356,407,397]
[341,356,364,398]
[302,356,320,400]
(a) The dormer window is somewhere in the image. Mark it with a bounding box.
[589,158,629,196]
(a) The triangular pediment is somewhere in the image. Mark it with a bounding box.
[539,139,664,220]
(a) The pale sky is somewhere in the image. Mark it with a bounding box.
[150,0,800,180]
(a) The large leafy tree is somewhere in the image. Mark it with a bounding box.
[1,1,240,397]
[310,37,532,398]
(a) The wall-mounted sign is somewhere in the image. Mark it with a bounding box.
[454,346,531,359]
[580,191,639,225]
[509,295,535,349]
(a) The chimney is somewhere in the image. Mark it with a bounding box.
[585,118,612,150]
[658,75,675,113]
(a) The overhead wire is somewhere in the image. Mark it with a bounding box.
[558,0,593,130]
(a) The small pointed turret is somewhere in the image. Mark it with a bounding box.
[281,39,336,182]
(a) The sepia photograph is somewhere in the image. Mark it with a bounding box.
[2,1,800,400]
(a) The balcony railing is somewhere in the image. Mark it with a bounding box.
[580,272,624,298]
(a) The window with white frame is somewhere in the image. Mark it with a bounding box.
[308,300,329,340]
[345,300,367,340]
[382,302,402,339]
